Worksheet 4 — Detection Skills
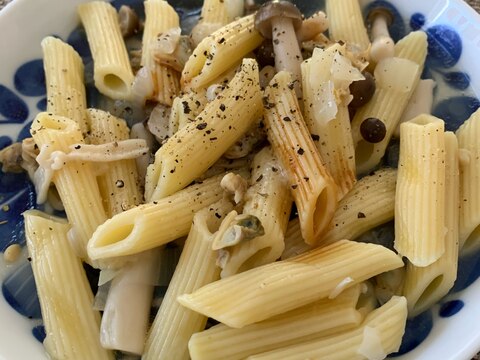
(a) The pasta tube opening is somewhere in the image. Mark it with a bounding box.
[103,74,130,95]
[32,113,77,133]
[412,274,443,314]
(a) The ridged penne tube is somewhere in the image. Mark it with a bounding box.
[281,218,310,260]
[351,31,427,175]
[264,71,338,245]
[188,285,363,360]
[24,211,113,360]
[321,168,397,246]
[177,240,403,328]
[87,174,226,260]
[142,0,181,105]
[145,59,262,201]
[456,108,480,252]
[87,109,142,217]
[395,114,446,267]
[143,200,233,360]
[302,46,360,198]
[325,0,370,50]
[403,132,459,317]
[78,1,134,100]
[220,147,292,277]
[181,15,263,89]
[41,36,88,137]
[30,112,107,261]
[248,296,407,360]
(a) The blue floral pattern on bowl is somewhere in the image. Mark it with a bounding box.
[1,0,480,358]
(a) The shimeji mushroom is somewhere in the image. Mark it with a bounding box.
[367,5,395,64]
[254,1,303,95]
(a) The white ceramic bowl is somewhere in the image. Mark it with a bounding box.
[1,0,480,359]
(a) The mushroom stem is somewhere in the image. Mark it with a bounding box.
[271,17,303,95]
[370,13,394,63]
[297,11,329,42]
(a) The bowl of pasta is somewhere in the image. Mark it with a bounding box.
[1,0,480,359]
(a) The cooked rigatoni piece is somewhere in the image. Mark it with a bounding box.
[403,132,459,317]
[41,36,88,137]
[456,108,480,252]
[321,168,397,246]
[181,15,263,89]
[87,109,142,217]
[351,31,427,175]
[143,200,233,360]
[78,1,134,100]
[24,211,113,360]
[141,0,180,105]
[177,240,403,328]
[395,114,446,267]
[31,112,107,261]
[281,218,310,259]
[87,173,226,260]
[188,285,363,360]
[325,0,370,50]
[248,296,407,360]
[264,71,338,245]
[219,147,292,277]
[191,0,244,46]
[145,59,262,201]
[302,46,362,198]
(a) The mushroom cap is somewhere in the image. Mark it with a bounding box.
[254,1,303,39]
[364,1,405,41]
[366,6,394,26]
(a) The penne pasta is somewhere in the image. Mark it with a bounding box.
[248,296,407,360]
[456,107,480,252]
[141,0,181,105]
[302,46,361,198]
[181,14,263,89]
[24,210,113,360]
[395,114,446,267]
[143,200,233,360]
[403,131,459,317]
[321,168,397,246]
[263,71,338,245]
[325,0,370,50]
[188,285,363,360]
[41,36,88,137]
[30,112,107,262]
[218,147,292,277]
[87,108,142,216]
[351,31,428,175]
[177,239,403,328]
[144,58,262,201]
[87,173,227,260]
[78,1,134,100]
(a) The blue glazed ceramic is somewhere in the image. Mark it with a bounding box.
[1,0,480,359]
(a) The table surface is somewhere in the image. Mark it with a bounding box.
[0,0,479,359]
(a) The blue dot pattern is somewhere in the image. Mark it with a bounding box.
[31,325,46,343]
[426,25,462,69]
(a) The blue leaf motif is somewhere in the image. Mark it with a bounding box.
[0,135,12,150]
[14,59,46,97]
[426,25,462,69]
[0,85,29,123]
[390,310,433,356]
[433,96,480,132]
[16,120,33,142]
[1,261,42,319]
[441,71,470,90]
